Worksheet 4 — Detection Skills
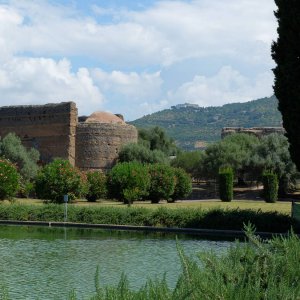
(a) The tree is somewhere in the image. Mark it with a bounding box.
[118,143,169,164]
[35,159,88,203]
[0,133,40,181]
[170,151,204,179]
[148,164,175,203]
[272,0,300,171]
[201,133,259,181]
[170,167,192,201]
[249,133,297,194]
[86,171,107,202]
[107,162,150,204]
[0,158,20,200]
[138,126,178,156]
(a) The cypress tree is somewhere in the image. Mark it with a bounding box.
[272,0,300,171]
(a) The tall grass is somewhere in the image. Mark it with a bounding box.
[0,203,296,232]
[67,226,300,300]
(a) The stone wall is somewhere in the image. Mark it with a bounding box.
[76,122,138,171]
[221,127,285,139]
[0,102,77,165]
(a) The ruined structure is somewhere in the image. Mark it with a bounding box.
[76,112,138,171]
[0,102,138,171]
[221,127,285,139]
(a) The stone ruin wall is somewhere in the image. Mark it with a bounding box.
[221,127,285,139]
[0,102,77,165]
[76,122,138,171]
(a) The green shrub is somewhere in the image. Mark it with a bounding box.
[0,158,19,200]
[148,164,175,203]
[170,150,204,179]
[262,172,278,203]
[80,230,300,299]
[35,159,88,203]
[169,167,192,202]
[18,179,35,198]
[118,143,169,164]
[0,204,293,233]
[219,167,233,202]
[107,162,150,204]
[86,171,107,202]
[0,132,40,180]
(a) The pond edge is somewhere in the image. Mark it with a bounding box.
[0,219,297,239]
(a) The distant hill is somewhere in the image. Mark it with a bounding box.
[130,95,282,150]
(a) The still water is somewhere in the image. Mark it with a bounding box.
[0,225,233,299]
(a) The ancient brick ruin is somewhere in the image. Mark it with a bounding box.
[221,127,285,139]
[0,102,138,171]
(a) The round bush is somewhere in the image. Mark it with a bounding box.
[86,171,107,202]
[148,164,175,203]
[0,158,19,200]
[108,162,150,204]
[35,159,88,203]
[170,167,192,202]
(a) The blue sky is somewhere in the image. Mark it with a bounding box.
[0,0,277,120]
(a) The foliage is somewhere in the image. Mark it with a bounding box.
[131,96,282,150]
[0,133,40,180]
[170,168,192,202]
[219,167,233,202]
[138,126,178,155]
[0,158,19,200]
[147,164,175,203]
[0,204,293,233]
[35,159,88,203]
[249,133,297,194]
[118,143,169,164]
[70,230,300,300]
[201,133,259,180]
[170,151,204,179]
[18,179,35,199]
[198,133,297,190]
[107,162,150,204]
[262,172,278,203]
[86,171,107,202]
[272,1,300,171]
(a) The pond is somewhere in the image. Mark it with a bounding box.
[0,225,233,299]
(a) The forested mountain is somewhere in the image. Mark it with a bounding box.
[130,95,282,150]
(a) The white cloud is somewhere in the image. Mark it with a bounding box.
[0,0,277,119]
[91,69,162,101]
[168,66,274,107]
[0,57,104,114]
[0,0,277,67]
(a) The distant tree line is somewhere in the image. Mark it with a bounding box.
[171,133,298,195]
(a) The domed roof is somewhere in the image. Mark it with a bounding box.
[85,111,126,124]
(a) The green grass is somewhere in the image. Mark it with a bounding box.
[12,198,293,215]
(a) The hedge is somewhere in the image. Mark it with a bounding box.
[0,204,295,233]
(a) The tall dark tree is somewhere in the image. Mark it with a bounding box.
[272,0,300,171]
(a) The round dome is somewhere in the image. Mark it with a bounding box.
[85,111,125,124]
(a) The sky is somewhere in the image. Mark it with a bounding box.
[0,0,278,121]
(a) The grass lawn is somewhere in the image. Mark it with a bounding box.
[11,198,293,215]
